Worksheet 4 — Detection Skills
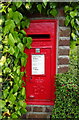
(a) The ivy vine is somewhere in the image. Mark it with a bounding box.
[0,1,79,119]
[64,2,79,48]
[0,2,32,119]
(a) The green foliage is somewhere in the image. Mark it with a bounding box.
[1,2,32,119]
[37,4,42,13]
[52,47,79,118]
[50,8,58,17]
[64,2,79,48]
[23,2,58,17]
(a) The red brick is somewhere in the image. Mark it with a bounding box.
[59,39,70,46]
[33,107,43,112]
[58,66,69,73]
[58,48,70,55]
[58,57,69,65]
[59,27,71,37]
[45,107,53,112]
[59,18,65,26]
[26,106,31,112]
[26,113,50,118]
[57,8,65,17]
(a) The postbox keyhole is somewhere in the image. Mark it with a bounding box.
[30,76,32,80]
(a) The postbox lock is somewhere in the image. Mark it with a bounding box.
[30,76,32,80]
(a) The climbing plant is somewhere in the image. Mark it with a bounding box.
[0,1,79,119]
[64,2,79,48]
[0,2,32,119]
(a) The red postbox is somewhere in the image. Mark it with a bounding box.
[24,19,58,105]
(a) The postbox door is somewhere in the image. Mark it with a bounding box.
[25,48,52,102]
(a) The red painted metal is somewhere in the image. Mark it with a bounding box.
[24,19,58,105]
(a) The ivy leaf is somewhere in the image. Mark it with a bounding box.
[5,20,15,27]
[71,33,76,40]
[21,57,26,66]
[76,19,79,25]
[49,2,57,9]
[25,3,31,10]
[11,113,18,118]
[13,84,19,93]
[19,33,23,39]
[14,47,19,58]
[17,43,24,53]
[4,20,15,35]
[21,21,26,28]
[3,26,9,35]
[21,19,30,28]
[77,38,79,45]
[9,94,16,103]
[3,67,11,74]
[20,30,26,36]
[26,37,32,49]
[16,111,21,116]
[0,100,6,109]
[0,116,2,119]
[25,19,30,28]
[14,2,22,8]
[13,11,23,24]
[70,41,76,49]
[42,2,47,8]
[23,37,27,44]
[18,12,23,21]
[47,9,50,15]
[3,89,9,99]
[16,66,20,75]
[71,19,75,27]
[18,100,26,108]
[50,8,58,17]
[64,6,72,13]
[8,46,15,55]
[12,31,20,43]
[27,37,32,43]
[8,33,15,46]
[21,87,25,96]
[0,78,2,82]
[0,56,6,66]
[70,11,77,18]
[65,15,70,26]
[37,4,42,13]
[13,12,20,24]
[8,8,13,18]
[21,108,27,114]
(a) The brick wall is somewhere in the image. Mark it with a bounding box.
[56,8,70,73]
[21,7,70,119]
[57,10,70,73]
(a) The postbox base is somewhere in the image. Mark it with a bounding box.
[26,101,54,105]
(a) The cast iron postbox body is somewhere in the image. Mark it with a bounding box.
[24,19,58,105]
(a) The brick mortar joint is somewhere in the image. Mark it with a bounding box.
[26,105,53,107]
[59,37,70,40]
[58,55,69,58]
[59,27,71,30]
[26,112,52,114]
[58,64,69,66]
[56,16,65,19]
[58,46,70,49]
